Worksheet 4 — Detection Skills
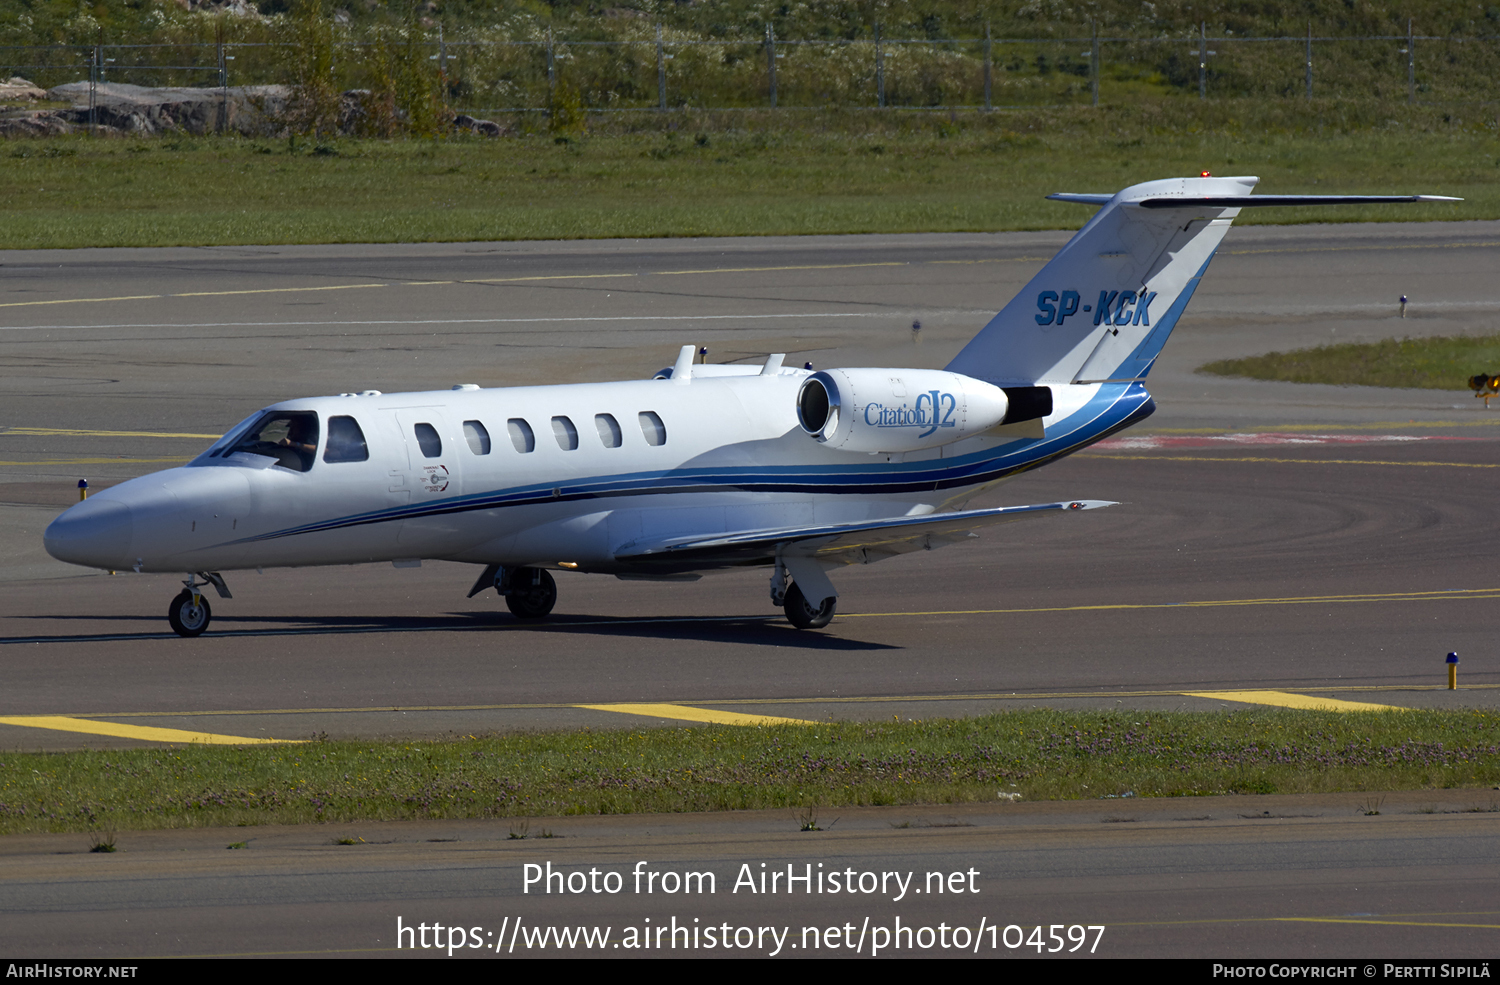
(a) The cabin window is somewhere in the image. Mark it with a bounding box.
[228,410,320,472]
[638,411,667,447]
[507,418,535,453]
[552,416,578,451]
[463,420,491,455]
[323,416,369,463]
[595,413,623,449]
[413,422,442,458]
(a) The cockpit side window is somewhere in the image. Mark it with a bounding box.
[228,411,320,472]
[324,416,369,463]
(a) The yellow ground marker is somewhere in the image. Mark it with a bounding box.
[575,703,815,726]
[1182,691,1401,712]
[0,715,298,744]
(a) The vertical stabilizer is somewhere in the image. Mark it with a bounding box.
[946,175,1258,386]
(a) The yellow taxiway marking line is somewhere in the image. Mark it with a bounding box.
[1225,240,1500,257]
[575,703,815,726]
[1078,453,1500,468]
[1274,917,1500,929]
[1101,911,1500,930]
[0,283,388,309]
[0,294,161,308]
[0,257,1019,311]
[459,273,637,284]
[2,427,222,439]
[1272,917,1500,923]
[33,681,1498,722]
[169,284,387,298]
[840,587,1500,619]
[1148,420,1500,434]
[0,456,192,465]
[0,715,298,744]
[653,262,907,276]
[1181,691,1401,712]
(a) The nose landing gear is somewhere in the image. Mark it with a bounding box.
[168,589,211,637]
[466,564,558,620]
[167,572,232,638]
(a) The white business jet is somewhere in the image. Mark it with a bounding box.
[43,175,1456,636]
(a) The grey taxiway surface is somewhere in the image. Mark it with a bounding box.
[2,220,1499,957]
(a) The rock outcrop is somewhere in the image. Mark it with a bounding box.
[0,80,509,138]
[45,82,292,136]
[0,76,49,101]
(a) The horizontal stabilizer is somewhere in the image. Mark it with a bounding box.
[615,500,1115,570]
[1046,193,1114,206]
[1134,194,1462,209]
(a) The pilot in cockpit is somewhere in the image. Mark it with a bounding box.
[274,415,318,471]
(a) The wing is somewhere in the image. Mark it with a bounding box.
[613,500,1115,571]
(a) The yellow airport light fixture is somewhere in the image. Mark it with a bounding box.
[1467,374,1500,408]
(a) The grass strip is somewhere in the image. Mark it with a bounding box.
[1200,334,1500,390]
[1,109,1495,249]
[4,709,1499,835]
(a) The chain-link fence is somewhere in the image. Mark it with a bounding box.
[4,23,1496,123]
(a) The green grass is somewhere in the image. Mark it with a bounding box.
[5,709,1499,835]
[2,104,1496,249]
[1200,335,1500,390]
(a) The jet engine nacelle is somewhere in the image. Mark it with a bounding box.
[795,368,1014,453]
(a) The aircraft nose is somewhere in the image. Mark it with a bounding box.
[44,498,135,569]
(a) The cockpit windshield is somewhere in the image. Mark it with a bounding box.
[219,411,320,472]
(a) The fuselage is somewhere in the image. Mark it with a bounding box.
[43,367,1152,577]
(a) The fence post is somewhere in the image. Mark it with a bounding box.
[216,28,227,134]
[766,24,776,108]
[1407,18,1415,103]
[656,23,666,111]
[89,39,99,134]
[1091,18,1099,107]
[875,21,884,107]
[1305,21,1312,98]
[1198,21,1206,99]
[546,25,555,113]
[983,22,992,111]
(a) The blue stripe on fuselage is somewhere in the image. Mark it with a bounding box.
[226,383,1153,545]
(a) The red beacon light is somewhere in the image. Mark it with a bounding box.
[1200,170,1212,177]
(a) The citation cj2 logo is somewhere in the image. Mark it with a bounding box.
[864,390,957,439]
[1035,290,1160,328]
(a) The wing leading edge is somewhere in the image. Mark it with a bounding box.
[614,500,1116,571]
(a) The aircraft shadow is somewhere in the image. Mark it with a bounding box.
[0,611,897,651]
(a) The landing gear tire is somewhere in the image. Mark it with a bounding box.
[783,582,835,630]
[168,590,212,638]
[505,567,557,620]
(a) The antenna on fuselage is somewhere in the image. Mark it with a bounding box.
[671,344,695,385]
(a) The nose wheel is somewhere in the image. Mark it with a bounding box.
[168,589,212,637]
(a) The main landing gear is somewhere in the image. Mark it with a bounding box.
[467,564,558,620]
[770,561,837,630]
[168,572,232,638]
